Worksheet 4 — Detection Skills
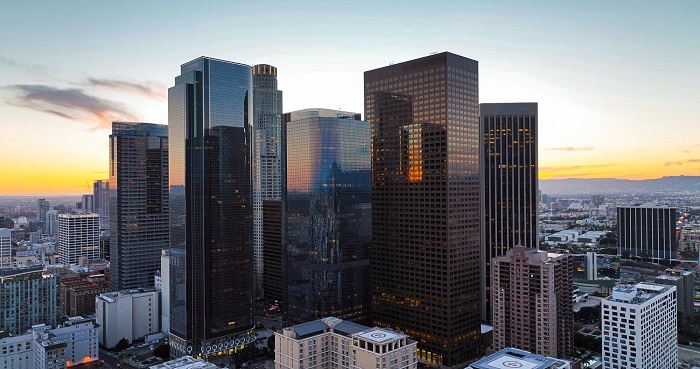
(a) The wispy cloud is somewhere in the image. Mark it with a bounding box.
[5,84,137,130]
[665,158,700,166]
[543,146,594,152]
[681,144,700,154]
[0,56,45,73]
[86,78,166,100]
[540,163,616,172]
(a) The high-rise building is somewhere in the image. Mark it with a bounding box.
[93,180,110,232]
[57,213,100,265]
[168,56,255,358]
[365,52,481,366]
[109,122,169,290]
[491,246,574,358]
[275,317,418,369]
[284,108,371,325]
[0,268,58,335]
[37,198,50,232]
[0,229,10,268]
[81,194,94,213]
[262,200,285,310]
[252,64,283,299]
[655,268,694,315]
[601,282,677,369]
[468,348,572,369]
[96,288,160,348]
[617,206,678,262]
[46,210,59,236]
[480,102,538,322]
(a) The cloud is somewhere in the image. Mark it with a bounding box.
[665,158,700,166]
[0,56,45,73]
[543,146,594,152]
[540,163,616,172]
[5,84,137,129]
[681,144,700,153]
[87,78,166,100]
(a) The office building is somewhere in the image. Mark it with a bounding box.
[492,246,573,358]
[59,273,110,318]
[0,228,10,268]
[481,102,538,322]
[572,252,597,280]
[158,249,171,334]
[618,206,678,262]
[275,316,417,369]
[81,195,94,213]
[37,199,50,232]
[468,348,571,369]
[0,268,58,335]
[168,56,255,358]
[655,268,694,315]
[285,108,371,324]
[46,210,59,237]
[96,288,160,348]
[0,317,99,369]
[109,122,169,290]
[365,52,481,365]
[57,213,100,265]
[150,356,218,369]
[262,199,285,310]
[93,180,110,232]
[601,282,677,369]
[252,64,284,298]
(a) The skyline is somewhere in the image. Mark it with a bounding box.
[2,1,699,194]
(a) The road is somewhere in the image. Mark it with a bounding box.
[679,343,700,361]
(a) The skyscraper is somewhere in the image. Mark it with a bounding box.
[37,198,50,232]
[93,180,110,232]
[617,206,678,262]
[168,57,255,358]
[252,64,283,299]
[81,194,94,213]
[109,122,169,290]
[480,102,538,322]
[0,228,10,268]
[57,213,100,264]
[491,246,573,358]
[0,269,58,335]
[365,52,481,366]
[284,108,371,325]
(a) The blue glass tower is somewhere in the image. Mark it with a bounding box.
[168,57,255,358]
[284,108,372,325]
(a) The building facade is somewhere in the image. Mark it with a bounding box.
[491,246,574,358]
[0,228,10,268]
[655,268,694,315]
[0,268,58,335]
[37,199,50,233]
[168,56,255,358]
[109,122,169,290]
[601,282,677,369]
[262,200,285,310]
[57,213,100,265]
[93,180,110,232]
[285,108,371,325]
[96,288,160,348]
[617,206,678,262]
[365,52,481,365]
[252,64,284,299]
[481,102,538,322]
[468,348,571,369]
[275,316,417,369]
[59,273,110,318]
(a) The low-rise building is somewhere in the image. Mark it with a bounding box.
[468,348,571,369]
[96,288,160,348]
[275,316,417,369]
[150,355,218,368]
[59,273,110,318]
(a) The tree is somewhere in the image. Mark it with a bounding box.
[153,344,170,360]
[114,338,130,352]
[267,337,276,358]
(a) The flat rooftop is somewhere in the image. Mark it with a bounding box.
[355,328,403,344]
[470,348,569,369]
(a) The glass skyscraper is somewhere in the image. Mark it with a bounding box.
[109,122,169,291]
[365,52,481,366]
[284,108,372,325]
[480,103,538,322]
[168,57,255,358]
[252,64,283,299]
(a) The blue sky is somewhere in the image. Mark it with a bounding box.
[1,1,699,193]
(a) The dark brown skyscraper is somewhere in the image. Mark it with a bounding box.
[480,103,538,322]
[365,52,481,366]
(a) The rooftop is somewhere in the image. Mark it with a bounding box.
[607,282,674,304]
[470,348,570,369]
[149,356,218,369]
[355,328,404,345]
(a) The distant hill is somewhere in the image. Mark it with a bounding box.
[539,176,700,196]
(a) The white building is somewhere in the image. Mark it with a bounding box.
[0,228,11,268]
[601,282,677,369]
[150,355,218,368]
[96,289,160,348]
[155,249,170,334]
[275,317,417,369]
[57,213,100,265]
[468,348,571,369]
[0,316,99,369]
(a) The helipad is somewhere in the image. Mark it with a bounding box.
[483,355,540,369]
[355,329,402,344]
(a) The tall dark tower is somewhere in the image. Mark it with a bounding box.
[252,64,283,299]
[365,52,481,366]
[480,103,538,322]
[109,122,169,290]
[168,57,255,358]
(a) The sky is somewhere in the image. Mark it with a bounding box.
[1,0,699,194]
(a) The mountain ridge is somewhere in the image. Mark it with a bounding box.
[539,175,700,196]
